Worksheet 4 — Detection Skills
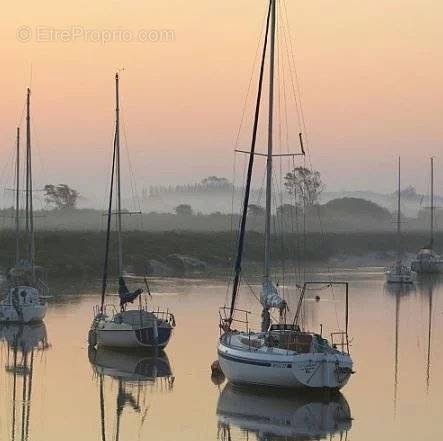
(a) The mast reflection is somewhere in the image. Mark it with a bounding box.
[0,323,50,441]
[88,347,174,441]
[216,384,352,441]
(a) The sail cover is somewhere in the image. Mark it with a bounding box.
[261,279,286,310]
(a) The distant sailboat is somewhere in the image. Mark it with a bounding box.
[88,73,175,350]
[0,89,49,323]
[411,158,443,274]
[217,0,353,390]
[385,157,415,284]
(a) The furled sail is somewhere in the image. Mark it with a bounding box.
[261,279,286,310]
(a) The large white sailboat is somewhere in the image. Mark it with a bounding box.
[88,73,175,350]
[385,157,415,284]
[411,158,443,274]
[217,0,353,390]
[0,89,48,323]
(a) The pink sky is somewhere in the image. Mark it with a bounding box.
[1,0,443,205]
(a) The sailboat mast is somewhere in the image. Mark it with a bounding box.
[264,0,276,280]
[228,1,273,319]
[396,156,401,260]
[430,157,434,249]
[115,73,123,276]
[26,88,35,273]
[15,127,20,265]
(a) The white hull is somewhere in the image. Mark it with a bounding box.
[0,286,48,323]
[0,303,47,323]
[218,341,352,390]
[96,326,170,350]
[92,310,174,350]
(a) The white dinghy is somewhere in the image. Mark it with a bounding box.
[217,0,353,391]
[0,90,49,323]
[88,73,175,351]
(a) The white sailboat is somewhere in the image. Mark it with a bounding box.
[88,73,175,350]
[385,157,415,284]
[0,89,48,323]
[411,158,443,274]
[217,0,353,390]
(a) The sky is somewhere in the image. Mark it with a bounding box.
[1,0,443,207]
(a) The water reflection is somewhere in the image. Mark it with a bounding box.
[0,323,50,441]
[216,384,352,441]
[385,276,441,413]
[88,348,174,441]
[417,277,440,393]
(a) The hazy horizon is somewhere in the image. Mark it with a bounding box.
[1,0,443,206]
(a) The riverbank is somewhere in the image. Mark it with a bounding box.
[1,230,440,278]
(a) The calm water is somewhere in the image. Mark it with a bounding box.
[0,269,442,441]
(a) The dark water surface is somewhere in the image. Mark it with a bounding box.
[0,269,442,440]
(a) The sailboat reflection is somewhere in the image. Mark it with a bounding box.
[0,323,50,441]
[388,277,439,414]
[417,277,439,393]
[216,384,352,441]
[88,347,174,441]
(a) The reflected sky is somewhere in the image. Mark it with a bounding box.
[0,271,442,440]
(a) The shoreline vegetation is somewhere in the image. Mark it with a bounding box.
[1,230,440,279]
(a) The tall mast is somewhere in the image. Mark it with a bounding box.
[264,0,276,280]
[26,88,35,273]
[430,157,434,249]
[115,73,123,276]
[228,1,273,319]
[15,127,20,265]
[396,156,401,261]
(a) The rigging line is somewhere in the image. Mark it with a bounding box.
[282,0,308,144]
[234,2,270,149]
[121,112,142,214]
[280,1,303,133]
[281,1,333,285]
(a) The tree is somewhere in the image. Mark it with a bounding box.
[44,184,80,209]
[284,167,324,206]
[248,204,265,216]
[174,204,193,216]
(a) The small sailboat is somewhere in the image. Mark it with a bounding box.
[88,73,175,350]
[385,157,415,284]
[411,158,443,274]
[217,0,353,390]
[0,89,49,323]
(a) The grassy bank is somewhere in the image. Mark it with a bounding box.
[1,230,441,278]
